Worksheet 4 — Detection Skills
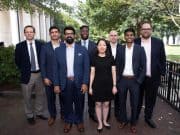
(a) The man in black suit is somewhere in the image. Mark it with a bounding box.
[15,25,47,125]
[116,28,146,133]
[134,21,166,128]
[76,25,97,122]
[108,30,121,120]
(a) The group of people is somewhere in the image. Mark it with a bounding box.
[15,20,166,134]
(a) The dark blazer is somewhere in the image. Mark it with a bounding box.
[116,44,146,84]
[76,40,96,58]
[134,37,166,80]
[40,41,65,83]
[15,40,43,84]
[53,43,90,90]
[109,43,121,60]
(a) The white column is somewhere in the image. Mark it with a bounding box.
[32,10,40,39]
[39,11,46,41]
[9,10,20,46]
[46,15,51,41]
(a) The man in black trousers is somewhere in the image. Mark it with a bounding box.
[76,25,97,122]
[134,21,166,128]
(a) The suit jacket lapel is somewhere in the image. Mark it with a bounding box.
[122,45,125,70]
[24,41,30,63]
[74,44,78,72]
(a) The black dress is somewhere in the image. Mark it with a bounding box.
[91,55,115,102]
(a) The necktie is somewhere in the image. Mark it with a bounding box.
[83,40,87,49]
[29,43,36,71]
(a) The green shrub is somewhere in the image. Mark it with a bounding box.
[0,46,20,85]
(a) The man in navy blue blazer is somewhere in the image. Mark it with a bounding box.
[15,25,47,125]
[134,21,166,128]
[53,26,90,133]
[116,28,146,133]
[40,26,65,126]
[76,25,97,122]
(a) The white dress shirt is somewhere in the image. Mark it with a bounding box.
[52,43,60,50]
[81,39,89,50]
[122,44,134,76]
[141,38,151,76]
[110,43,117,59]
[66,43,75,77]
[27,40,40,70]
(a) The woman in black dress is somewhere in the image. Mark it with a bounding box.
[89,38,117,132]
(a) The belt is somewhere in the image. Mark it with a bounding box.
[122,75,135,79]
[67,76,74,81]
[31,70,40,73]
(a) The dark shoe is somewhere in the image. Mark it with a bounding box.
[36,115,48,120]
[130,126,137,133]
[48,117,55,126]
[64,123,72,133]
[119,122,127,129]
[77,123,85,132]
[97,128,103,133]
[145,119,157,128]
[27,117,35,125]
[103,123,111,129]
[89,114,98,122]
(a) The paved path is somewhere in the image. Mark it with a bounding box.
[0,94,180,135]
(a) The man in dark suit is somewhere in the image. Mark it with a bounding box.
[116,28,146,133]
[134,21,166,128]
[53,26,90,133]
[76,25,97,122]
[40,26,64,126]
[15,25,47,125]
[108,30,121,120]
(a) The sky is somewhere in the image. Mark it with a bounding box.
[59,0,85,7]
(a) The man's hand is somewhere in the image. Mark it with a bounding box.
[81,84,88,94]
[54,86,61,94]
[43,78,52,86]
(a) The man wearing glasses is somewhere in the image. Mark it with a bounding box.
[135,21,166,128]
[53,26,89,133]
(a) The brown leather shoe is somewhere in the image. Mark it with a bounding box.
[130,126,137,134]
[119,122,127,129]
[64,123,72,133]
[48,117,55,126]
[77,123,84,132]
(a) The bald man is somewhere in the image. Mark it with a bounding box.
[108,30,121,120]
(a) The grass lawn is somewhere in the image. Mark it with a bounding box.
[165,45,180,62]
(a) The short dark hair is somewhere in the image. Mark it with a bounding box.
[140,20,152,29]
[24,25,35,33]
[124,28,136,36]
[80,25,89,31]
[49,26,60,33]
[64,26,76,34]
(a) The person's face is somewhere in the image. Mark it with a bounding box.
[64,30,75,44]
[124,31,135,43]
[80,27,89,40]
[24,27,35,41]
[140,23,152,39]
[97,40,107,54]
[64,30,75,39]
[50,28,60,41]
[109,31,118,44]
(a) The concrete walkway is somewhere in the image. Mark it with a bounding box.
[0,93,180,135]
